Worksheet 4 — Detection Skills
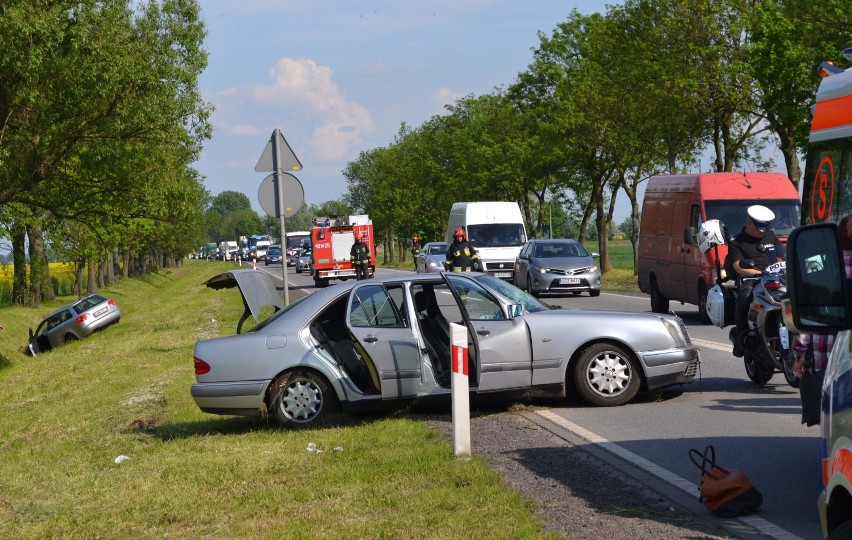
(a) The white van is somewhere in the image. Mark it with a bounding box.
[445,201,527,281]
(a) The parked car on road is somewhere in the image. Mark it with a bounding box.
[294,247,313,274]
[265,245,283,266]
[415,242,448,273]
[513,239,602,297]
[25,294,122,355]
[191,269,699,427]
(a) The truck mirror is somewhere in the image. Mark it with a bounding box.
[683,227,698,245]
[786,223,851,332]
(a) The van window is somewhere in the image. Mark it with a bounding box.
[704,199,801,237]
[689,205,701,241]
[467,224,526,247]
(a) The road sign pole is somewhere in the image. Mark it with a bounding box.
[450,322,471,457]
[271,129,290,306]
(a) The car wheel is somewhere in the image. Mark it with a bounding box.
[269,370,337,428]
[64,333,78,344]
[525,274,539,297]
[589,289,601,297]
[698,283,712,324]
[744,351,773,385]
[650,277,670,314]
[572,342,640,406]
[781,349,800,389]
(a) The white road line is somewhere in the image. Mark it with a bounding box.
[691,337,732,352]
[533,410,803,540]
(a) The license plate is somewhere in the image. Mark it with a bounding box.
[493,272,512,278]
[339,270,356,276]
[559,278,581,285]
[94,307,108,317]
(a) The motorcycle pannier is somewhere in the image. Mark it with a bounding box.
[706,285,736,328]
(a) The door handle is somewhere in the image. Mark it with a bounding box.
[477,328,490,336]
[364,335,378,343]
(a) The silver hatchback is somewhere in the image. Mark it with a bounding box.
[514,239,602,297]
[26,294,122,355]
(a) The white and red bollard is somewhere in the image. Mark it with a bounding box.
[450,322,471,457]
[252,259,257,270]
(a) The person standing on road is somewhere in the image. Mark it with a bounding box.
[793,214,852,375]
[725,205,785,357]
[412,235,422,258]
[445,228,480,272]
[351,232,370,280]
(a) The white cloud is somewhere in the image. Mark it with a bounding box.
[250,58,376,160]
[433,87,461,108]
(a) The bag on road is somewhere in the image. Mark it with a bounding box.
[688,445,762,518]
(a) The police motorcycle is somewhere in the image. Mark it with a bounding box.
[698,220,799,387]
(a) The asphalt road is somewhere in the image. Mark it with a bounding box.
[259,263,822,540]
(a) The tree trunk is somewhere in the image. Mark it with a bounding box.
[106,249,116,285]
[11,223,28,306]
[28,222,55,303]
[98,254,106,289]
[122,251,130,279]
[778,130,801,189]
[87,258,97,294]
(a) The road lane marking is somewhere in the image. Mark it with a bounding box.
[531,410,803,540]
[691,337,732,353]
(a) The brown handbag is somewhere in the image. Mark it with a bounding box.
[688,445,763,518]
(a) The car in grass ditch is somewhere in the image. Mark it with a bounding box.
[513,239,602,297]
[415,242,448,273]
[25,294,122,355]
[191,269,700,428]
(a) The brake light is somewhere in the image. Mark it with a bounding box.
[76,313,88,324]
[108,299,116,306]
[764,281,782,290]
[194,358,210,375]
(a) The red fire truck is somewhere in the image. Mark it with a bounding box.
[310,215,375,287]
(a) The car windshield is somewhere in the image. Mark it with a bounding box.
[427,244,447,255]
[533,242,589,258]
[470,275,551,313]
[467,224,526,247]
[704,200,801,238]
[246,294,309,332]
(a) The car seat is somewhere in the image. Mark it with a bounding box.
[413,290,451,385]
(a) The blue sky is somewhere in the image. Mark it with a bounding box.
[195,1,613,217]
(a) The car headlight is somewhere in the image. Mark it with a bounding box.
[537,267,549,274]
[661,318,688,348]
[429,261,438,267]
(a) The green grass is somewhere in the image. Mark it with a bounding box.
[0,261,556,539]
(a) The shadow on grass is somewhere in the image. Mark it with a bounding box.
[0,352,12,370]
[139,409,397,440]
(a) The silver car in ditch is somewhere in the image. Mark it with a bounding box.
[191,269,699,427]
[26,294,122,355]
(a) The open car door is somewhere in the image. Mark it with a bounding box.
[442,273,532,392]
[346,282,422,399]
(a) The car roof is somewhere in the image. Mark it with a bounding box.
[529,238,577,244]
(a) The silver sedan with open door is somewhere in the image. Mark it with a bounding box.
[191,270,699,428]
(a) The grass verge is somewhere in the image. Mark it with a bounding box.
[0,261,555,538]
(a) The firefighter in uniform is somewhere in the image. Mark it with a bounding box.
[351,232,371,280]
[411,235,422,258]
[444,228,480,272]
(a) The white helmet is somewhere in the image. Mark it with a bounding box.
[698,219,726,254]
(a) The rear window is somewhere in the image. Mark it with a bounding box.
[73,295,107,313]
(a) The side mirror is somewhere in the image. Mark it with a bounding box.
[786,223,850,332]
[591,252,600,258]
[508,304,525,318]
[684,227,698,245]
